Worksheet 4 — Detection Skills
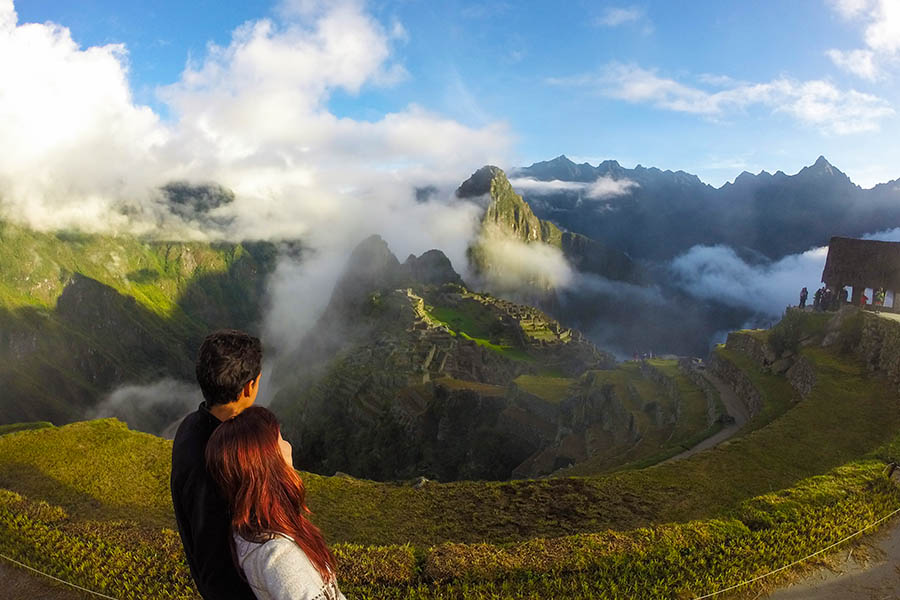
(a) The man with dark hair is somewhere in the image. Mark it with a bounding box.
[171,329,262,600]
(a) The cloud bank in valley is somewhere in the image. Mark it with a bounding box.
[669,228,900,317]
[88,378,201,437]
[508,176,639,200]
[475,236,574,293]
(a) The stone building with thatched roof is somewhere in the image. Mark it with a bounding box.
[821,236,900,310]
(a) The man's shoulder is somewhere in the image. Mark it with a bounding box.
[173,405,215,444]
[171,407,215,473]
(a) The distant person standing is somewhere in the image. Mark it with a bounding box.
[171,330,263,600]
[822,288,833,311]
[799,287,808,309]
[875,288,886,311]
[813,287,823,310]
[861,292,869,307]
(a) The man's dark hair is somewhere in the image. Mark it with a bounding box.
[196,329,262,406]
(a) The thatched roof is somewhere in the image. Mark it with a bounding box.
[821,236,900,289]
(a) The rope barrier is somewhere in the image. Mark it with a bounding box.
[690,505,900,600]
[0,551,120,600]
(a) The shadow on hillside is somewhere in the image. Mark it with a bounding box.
[0,241,281,427]
[0,462,174,528]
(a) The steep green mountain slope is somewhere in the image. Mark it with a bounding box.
[458,166,640,289]
[0,220,278,425]
[270,235,716,481]
[2,308,899,598]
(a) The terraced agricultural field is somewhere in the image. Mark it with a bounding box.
[512,374,574,404]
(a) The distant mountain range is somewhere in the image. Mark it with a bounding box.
[514,155,900,261]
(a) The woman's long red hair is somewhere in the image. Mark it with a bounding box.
[206,406,336,582]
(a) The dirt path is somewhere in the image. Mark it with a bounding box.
[663,367,750,464]
[0,557,98,600]
[766,514,900,600]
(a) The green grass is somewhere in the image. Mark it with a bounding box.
[0,422,53,436]
[512,375,575,404]
[3,437,899,599]
[2,343,896,550]
[425,304,533,362]
[427,305,496,340]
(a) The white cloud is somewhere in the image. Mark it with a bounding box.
[587,176,639,199]
[595,6,644,27]
[0,0,511,243]
[548,63,895,134]
[508,176,638,200]
[863,227,900,241]
[89,378,201,437]
[476,236,574,291]
[830,0,871,19]
[508,178,586,195]
[826,48,879,80]
[670,244,829,316]
[672,226,900,315]
[827,0,900,79]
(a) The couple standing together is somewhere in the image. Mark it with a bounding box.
[170,330,346,600]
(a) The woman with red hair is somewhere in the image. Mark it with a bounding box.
[206,406,345,600]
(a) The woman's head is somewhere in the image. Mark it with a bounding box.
[206,406,334,581]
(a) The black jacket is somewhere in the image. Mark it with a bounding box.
[171,403,256,600]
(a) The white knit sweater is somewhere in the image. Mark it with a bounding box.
[234,533,346,600]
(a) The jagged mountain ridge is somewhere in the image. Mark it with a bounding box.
[516,155,900,260]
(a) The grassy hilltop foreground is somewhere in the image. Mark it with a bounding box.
[2,309,900,598]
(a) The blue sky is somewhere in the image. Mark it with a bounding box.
[13,0,899,188]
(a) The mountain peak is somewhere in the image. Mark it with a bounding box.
[797,155,850,181]
[456,165,506,198]
[403,249,462,286]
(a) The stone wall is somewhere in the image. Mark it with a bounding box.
[855,311,900,393]
[724,331,775,368]
[708,350,762,419]
[786,356,816,398]
[678,358,722,424]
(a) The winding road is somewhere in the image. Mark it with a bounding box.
[663,365,750,464]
